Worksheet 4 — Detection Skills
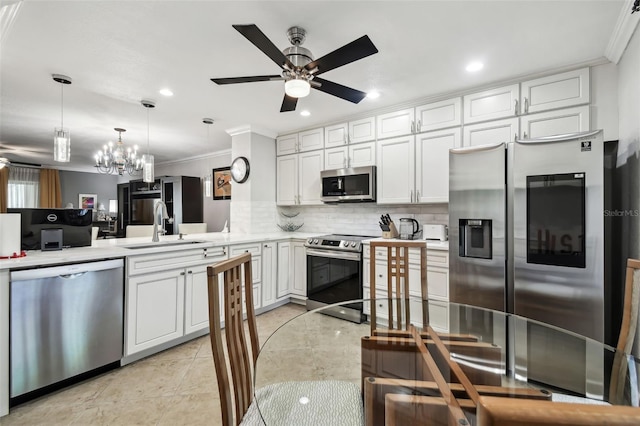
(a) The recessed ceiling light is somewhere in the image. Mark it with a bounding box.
[466,61,484,73]
[300,110,311,117]
[367,91,380,99]
[159,88,173,97]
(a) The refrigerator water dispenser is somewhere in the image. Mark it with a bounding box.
[459,219,492,259]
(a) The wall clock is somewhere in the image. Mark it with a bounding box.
[230,156,250,183]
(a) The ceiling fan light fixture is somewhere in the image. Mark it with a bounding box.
[285,78,311,98]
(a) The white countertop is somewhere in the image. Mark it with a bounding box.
[0,231,321,270]
[364,237,449,251]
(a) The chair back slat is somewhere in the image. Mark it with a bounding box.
[370,240,428,334]
[207,252,259,426]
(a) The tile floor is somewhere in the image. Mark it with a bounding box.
[0,303,307,426]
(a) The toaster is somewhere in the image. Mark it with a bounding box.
[423,224,448,241]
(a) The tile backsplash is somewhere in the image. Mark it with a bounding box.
[278,204,449,237]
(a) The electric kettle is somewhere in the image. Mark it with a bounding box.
[398,218,421,240]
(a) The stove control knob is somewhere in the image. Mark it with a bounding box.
[351,242,357,247]
[313,239,319,244]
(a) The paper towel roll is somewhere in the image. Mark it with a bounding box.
[0,213,21,257]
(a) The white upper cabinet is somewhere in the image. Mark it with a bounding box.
[376,108,415,140]
[276,133,298,156]
[324,142,376,170]
[349,117,376,144]
[520,68,589,114]
[463,118,519,146]
[415,128,460,203]
[324,123,348,148]
[416,98,462,132]
[463,84,519,124]
[324,117,376,148]
[277,128,323,155]
[520,105,590,139]
[276,155,298,205]
[377,135,415,204]
[298,150,324,205]
[298,128,324,152]
[276,151,323,205]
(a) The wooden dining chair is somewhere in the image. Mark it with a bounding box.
[369,240,428,335]
[207,252,364,426]
[609,258,640,405]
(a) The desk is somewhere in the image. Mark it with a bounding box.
[254,298,640,425]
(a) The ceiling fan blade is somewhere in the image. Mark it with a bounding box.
[280,94,298,112]
[233,24,294,70]
[305,35,378,76]
[312,77,367,104]
[211,75,282,85]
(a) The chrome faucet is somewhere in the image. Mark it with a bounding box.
[152,200,170,242]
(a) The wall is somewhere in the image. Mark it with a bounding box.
[154,150,231,232]
[59,170,118,217]
[281,204,448,237]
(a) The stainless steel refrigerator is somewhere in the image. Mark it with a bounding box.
[449,130,618,397]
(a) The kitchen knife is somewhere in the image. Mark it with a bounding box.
[385,214,392,224]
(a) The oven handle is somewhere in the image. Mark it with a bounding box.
[305,248,361,261]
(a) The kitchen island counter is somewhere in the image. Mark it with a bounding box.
[0,231,321,270]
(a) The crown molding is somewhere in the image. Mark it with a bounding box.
[225,125,277,139]
[605,0,640,64]
[155,148,231,166]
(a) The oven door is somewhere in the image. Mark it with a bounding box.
[306,248,363,320]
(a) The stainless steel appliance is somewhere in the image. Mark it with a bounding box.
[398,218,422,240]
[449,130,620,397]
[8,208,92,250]
[321,166,376,203]
[10,259,124,403]
[305,234,370,323]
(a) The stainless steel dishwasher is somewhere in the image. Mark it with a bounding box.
[10,259,124,401]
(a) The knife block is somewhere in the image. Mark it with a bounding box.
[382,222,399,239]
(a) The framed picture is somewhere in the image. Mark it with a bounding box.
[213,167,232,200]
[79,193,97,210]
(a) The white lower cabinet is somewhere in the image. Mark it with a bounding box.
[277,240,307,298]
[362,243,449,332]
[127,269,186,355]
[262,242,278,307]
[125,245,227,356]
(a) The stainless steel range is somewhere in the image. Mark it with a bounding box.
[305,234,371,323]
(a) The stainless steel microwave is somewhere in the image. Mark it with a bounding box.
[321,166,376,203]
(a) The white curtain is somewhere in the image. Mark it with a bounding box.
[8,166,40,208]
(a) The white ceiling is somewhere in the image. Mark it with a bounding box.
[0,0,628,172]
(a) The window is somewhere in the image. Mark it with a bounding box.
[8,167,40,208]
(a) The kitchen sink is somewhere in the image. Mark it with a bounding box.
[122,240,207,250]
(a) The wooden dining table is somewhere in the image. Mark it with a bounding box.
[254,298,640,425]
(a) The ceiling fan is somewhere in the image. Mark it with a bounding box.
[211,24,378,112]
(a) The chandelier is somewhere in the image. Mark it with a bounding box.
[94,128,142,176]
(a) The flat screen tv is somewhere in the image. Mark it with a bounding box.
[7,208,93,250]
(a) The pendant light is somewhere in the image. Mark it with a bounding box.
[52,74,72,162]
[202,118,214,197]
[141,100,155,183]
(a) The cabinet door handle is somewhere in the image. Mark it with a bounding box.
[416,190,420,202]
[187,270,193,274]
[524,131,528,139]
[514,99,519,116]
[514,133,518,142]
[347,157,351,168]
[410,120,415,134]
[416,120,422,132]
[180,271,186,276]
[524,97,529,114]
